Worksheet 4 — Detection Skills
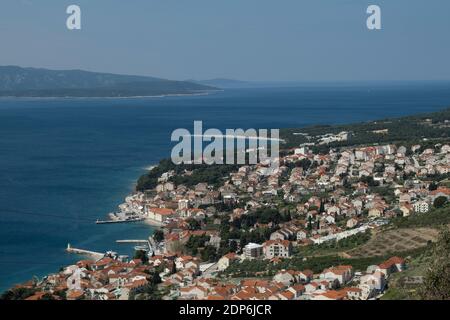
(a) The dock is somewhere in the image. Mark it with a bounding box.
[66,243,104,260]
[116,237,157,256]
[116,239,148,244]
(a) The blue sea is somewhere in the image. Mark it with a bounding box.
[1,83,450,292]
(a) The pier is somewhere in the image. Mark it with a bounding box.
[115,237,158,256]
[116,239,148,244]
[66,243,104,260]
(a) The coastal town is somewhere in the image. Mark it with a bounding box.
[6,123,449,300]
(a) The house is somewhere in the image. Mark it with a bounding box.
[195,183,209,195]
[146,207,175,223]
[286,284,305,299]
[360,271,386,291]
[273,270,297,286]
[270,228,295,240]
[399,204,413,217]
[343,287,363,300]
[93,257,114,271]
[311,290,347,300]
[320,265,354,286]
[399,193,412,204]
[297,270,314,284]
[376,256,406,276]
[346,217,359,229]
[276,290,296,300]
[304,282,320,294]
[270,230,288,241]
[217,253,239,271]
[66,289,85,300]
[296,230,308,241]
[156,182,175,193]
[179,285,208,300]
[124,279,149,293]
[243,243,264,260]
[178,199,190,210]
[368,207,384,218]
[343,286,375,300]
[263,240,292,259]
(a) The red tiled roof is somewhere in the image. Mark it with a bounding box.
[263,240,291,248]
[149,208,175,215]
[431,187,450,196]
[317,290,347,300]
[25,292,47,301]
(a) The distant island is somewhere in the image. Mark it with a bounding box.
[0,66,218,98]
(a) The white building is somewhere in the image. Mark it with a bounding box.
[413,201,429,213]
[263,240,292,259]
[243,243,263,260]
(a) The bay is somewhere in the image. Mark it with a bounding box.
[1,83,450,291]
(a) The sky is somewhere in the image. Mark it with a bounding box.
[1,0,450,81]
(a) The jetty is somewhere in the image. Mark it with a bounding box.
[95,216,144,224]
[66,243,104,259]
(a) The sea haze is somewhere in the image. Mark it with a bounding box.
[1,83,450,291]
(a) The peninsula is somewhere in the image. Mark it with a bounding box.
[0,66,218,98]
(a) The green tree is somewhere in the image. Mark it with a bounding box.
[201,245,218,262]
[152,229,164,242]
[229,240,238,253]
[187,218,201,231]
[307,216,313,231]
[428,182,438,191]
[433,196,448,208]
[319,201,325,214]
[134,249,149,264]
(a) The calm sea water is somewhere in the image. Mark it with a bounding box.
[1,84,450,292]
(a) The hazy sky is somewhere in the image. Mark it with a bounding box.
[1,0,450,81]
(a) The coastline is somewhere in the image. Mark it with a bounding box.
[1,92,449,297]
[0,90,222,100]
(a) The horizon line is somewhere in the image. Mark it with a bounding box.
[2,65,450,84]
